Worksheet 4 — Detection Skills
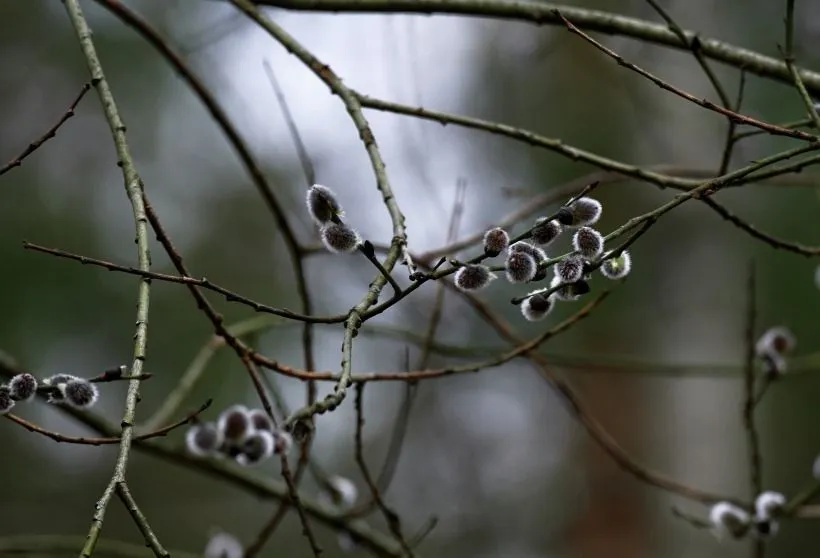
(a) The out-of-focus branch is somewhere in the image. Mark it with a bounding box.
[253,0,820,94]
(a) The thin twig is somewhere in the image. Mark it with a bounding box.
[145,316,280,430]
[0,535,199,558]
[0,82,91,177]
[719,70,747,174]
[354,384,414,556]
[644,0,742,175]
[115,482,170,558]
[5,399,211,446]
[555,10,818,143]
[741,262,764,558]
[262,58,316,185]
[784,0,820,130]
[22,241,337,323]
[644,0,730,107]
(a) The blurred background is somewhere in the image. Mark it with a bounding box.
[2,0,820,556]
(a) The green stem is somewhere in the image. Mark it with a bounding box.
[63,1,153,556]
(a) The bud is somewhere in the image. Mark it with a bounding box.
[319,475,359,511]
[288,418,314,443]
[320,223,361,254]
[273,429,293,455]
[520,292,554,321]
[510,242,548,281]
[43,374,81,403]
[504,251,536,284]
[186,422,223,457]
[63,378,99,409]
[600,250,632,280]
[306,184,343,225]
[751,519,779,540]
[0,385,15,415]
[560,197,602,227]
[236,430,275,466]
[572,227,604,259]
[550,275,590,301]
[454,264,496,291]
[248,408,274,433]
[754,491,786,521]
[203,532,243,558]
[530,218,562,246]
[755,327,795,376]
[218,405,252,445]
[555,255,584,284]
[483,227,510,256]
[9,373,38,402]
[709,501,750,540]
[755,327,795,357]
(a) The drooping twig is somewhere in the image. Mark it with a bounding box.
[5,400,211,446]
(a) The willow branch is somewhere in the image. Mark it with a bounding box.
[62,1,154,555]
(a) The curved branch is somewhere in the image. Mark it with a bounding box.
[256,0,820,94]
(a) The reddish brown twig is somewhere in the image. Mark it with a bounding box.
[4,399,212,446]
[555,10,818,143]
[23,241,336,324]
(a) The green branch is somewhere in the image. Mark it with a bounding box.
[63,0,154,556]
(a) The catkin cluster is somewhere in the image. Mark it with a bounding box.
[455,195,632,322]
[185,404,292,466]
[709,491,787,540]
[0,372,99,415]
[306,184,362,254]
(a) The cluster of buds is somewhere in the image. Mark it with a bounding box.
[185,404,292,466]
[456,194,632,322]
[306,184,362,254]
[0,372,99,415]
[708,491,786,541]
[754,326,795,376]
